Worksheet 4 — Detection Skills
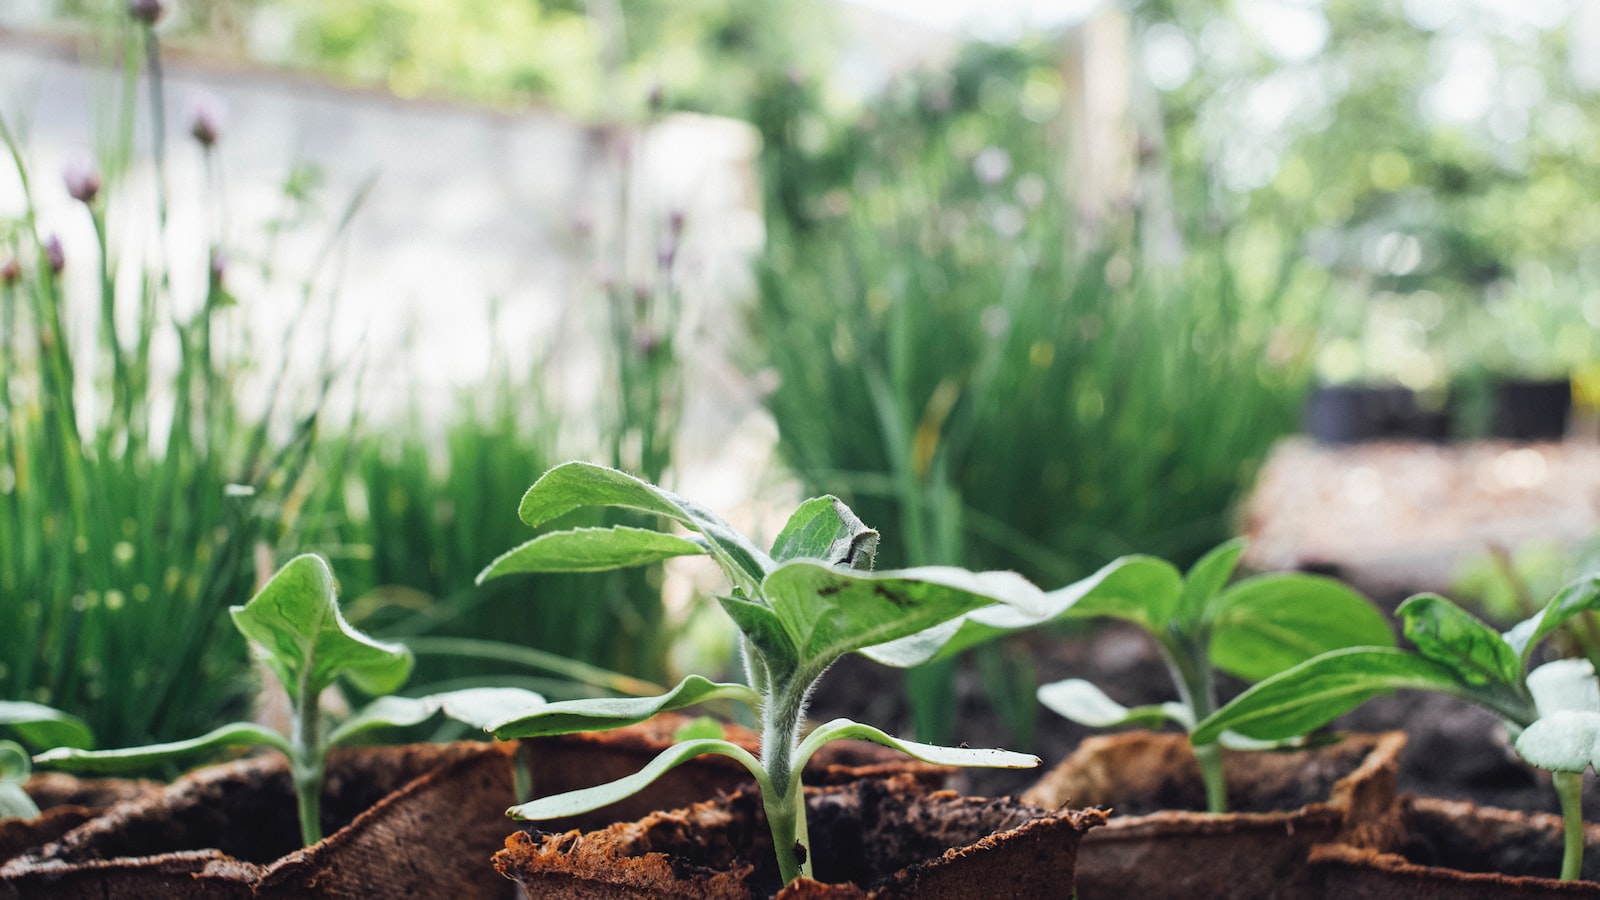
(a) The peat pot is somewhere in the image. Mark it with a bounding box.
[1021,730,1406,900]
[495,771,1105,899]
[0,773,160,865]
[1311,793,1600,898]
[0,741,518,899]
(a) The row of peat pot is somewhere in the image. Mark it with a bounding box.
[0,716,1595,898]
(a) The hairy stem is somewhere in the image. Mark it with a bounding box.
[290,681,325,846]
[1555,770,1585,881]
[1163,637,1227,813]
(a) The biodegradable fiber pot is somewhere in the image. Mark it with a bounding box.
[495,771,1105,899]
[1021,730,1406,900]
[0,773,160,865]
[0,741,517,899]
[1310,793,1600,898]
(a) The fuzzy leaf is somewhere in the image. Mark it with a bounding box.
[1527,659,1600,717]
[486,675,759,739]
[507,738,765,820]
[719,594,798,677]
[34,722,290,774]
[762,562,1048,674]
[1174,538,1246,631]
[1210,574,1394,683]
[1515,711,1600,774]
[479,527,706,580]
[861,555,1178,668]
[230,554,413,698]
[1505,576,1600,665]
[794,718,1038,772]
[0,701,93,751]
[1397,594,1521,689]
[1037,678,1191,730]
[769,497,878,569]
[511,462,773,590]
[1192,647,1468,744]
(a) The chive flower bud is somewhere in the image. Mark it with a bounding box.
[1,257,19,285]
[62,159,101,205]
[189,93,225,148]
[44,235,65,274]
[129,0,163,24]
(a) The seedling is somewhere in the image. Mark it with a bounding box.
[474,461,1044,886]
[1194,575,1600,880]
[0,701,94,820]
[867,537,1392,813]
[34,554,536,846]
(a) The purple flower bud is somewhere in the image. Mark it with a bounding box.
[129,0,163,24]
[210,249,228,285]
[62,158,101,205]
[44,235,65,274]
[633,325,661,359]
[188,93,225,148]
[656,233,679,273]
[1,257,20,285]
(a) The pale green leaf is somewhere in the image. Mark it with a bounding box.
[1527,659,1600,717]
[511,462,773,590]
[1175,538,1246,631]
[34,722,290,774]
[507,738,766,820]
[487,675,759,739]
[769,497,878,568]
[230,554,413,698]
[1210,574,1394,683]
[1397,594,1520,689]
[1036,678,1191,730]
[1515,711,1600,774]
[0,700,93,751]
[794,718,1038,772]
[479,527,706,580]
[431,687,549,732]
[1505,576,1600,665]
[0,740,37,819]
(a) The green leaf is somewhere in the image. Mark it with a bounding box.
[1515,711,1600,774]
[1174,538,1246,631]
[769,496,879,569]
[429,687,550,732]
[1056,554,1186,635]
[511,462,773,590]
[860,555,1180,668]
[0,701,94,751]
[230,554,413,699]
[1210,574,1394,683]
[1039,680,1193,731]
[1527,659,1600,717]
[1192,647,1468,744]
[1505,575,1600,665]
[719,594,798,678]
[793,718,1038,772]
[1036,678,1191,730]
[34,722,290,774]
[487,675,760,739]
[479,527,706,580]
[1397,594,1521,689]
[762,561,1049,675]
[0,741,38,819]
[672,716,726,742]
[507,738,767,820]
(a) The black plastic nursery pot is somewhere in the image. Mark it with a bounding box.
[1310,793,1600,898]
[0,773,160,865]
[1491,377,1573,441]
[1304,384,1448,444]
[0,741,519,899]
[1020,730,1407,900]
[495,771,1105,899]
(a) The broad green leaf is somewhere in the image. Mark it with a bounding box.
[429,687,549,732]
[1397,594,1521,689]
[1191,648,1468,744]
[0,741,37,819]
[769,497,878,569]
[512,462,773,590]
[1505,576,1600,665]
[1056,554,1186,635]
[507,738,766,820]
[34,722,290,774]
[1037,678,1191,730]
[1527,659,1600,717]
[1210,574,1394,683]
[1515,711,1600,774]
[0,701,93,751]
[230,554,413,699]
[718,594,798,677]
[794,718,1038,772]
[479,527,706,580]
[1175,538,1246,631]
[861,555,1179,668]
[487,675,759,739]
[762,561,1048,674]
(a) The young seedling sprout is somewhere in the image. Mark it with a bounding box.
[1195,575,1600,880]
[0,702,94,820]
[865,537,1391,813]
[33,554,537,846]
[473,461,1044,886]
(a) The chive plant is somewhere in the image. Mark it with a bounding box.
[1197,576,1600,881]
[471,461,1044,886]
